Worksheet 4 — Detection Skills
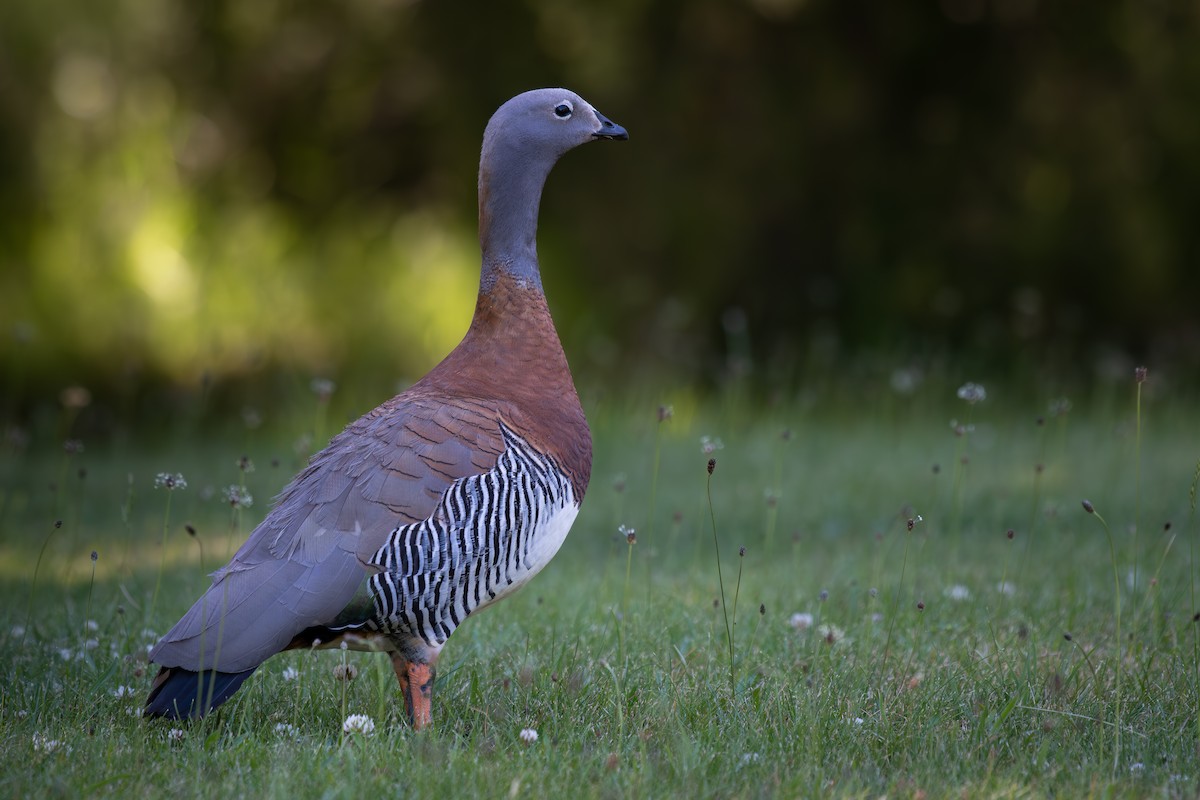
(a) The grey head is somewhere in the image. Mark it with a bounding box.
[478,88,627,290]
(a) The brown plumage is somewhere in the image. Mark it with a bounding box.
[144,88,627,726]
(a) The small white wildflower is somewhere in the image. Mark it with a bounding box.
[310,378,336,401]
[890,367,922,395]
[166,728,185,743]
[32,735,69,754]
[83,638,99,650]
[11,625,25,637]
[997,581,1016,596]
[519,727,538,745]
[737,752,761,768]
[84,619,99,632]
[126,707,143,717]
[342,714,375,735]
[817,624,845,644]
[949,419,976,436]
[17,710,29,719]
[222,485,253,509]
[57,648,74,661]
[789,612,814,631]
[1049,397,1072,417]
[1130,762,1145,774]
[618,524,636,545]
[112,685,137,699]
[945,584,971,601]
[852,717,865,725]
[333,663,358,682]
[141,628,158,640]
[281,666,299,682]
[154,472,187,491]
[274,723,298,737]
[241,407,262,429]
[956,382,987,404]
[700,435,724,455]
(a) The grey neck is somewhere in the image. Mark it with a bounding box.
[477,137,557,293]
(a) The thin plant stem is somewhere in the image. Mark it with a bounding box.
[705,460,734,701]
[950,404,976,558]
[620,528,635,665]
[1022,417,1049,575]
[881,515,920,673]
[150,491,174,623]
[84,550,98,645]
[1133,371,1145,593]
[1083,499,1122,776]
[1188,461,1199,747]
[730,547,745,688]
[23,519,63,646]
[764,429,788,549]
[998,530,1015,619]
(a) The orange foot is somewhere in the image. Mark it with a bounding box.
[391,653,435,730]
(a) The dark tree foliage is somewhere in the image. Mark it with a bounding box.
[1,0,1197,402]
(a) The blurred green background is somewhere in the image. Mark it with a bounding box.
[2,0,1198,420]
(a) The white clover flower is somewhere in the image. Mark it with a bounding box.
[83,638,99,650]
[700,435,724,455]
[84,619,99,632]
[223,485,253,509]
[32,734,70,754]
[737,752,761,769]
[817,624,845,644]
[274,723,298,737]
[112,685,137,699]
[342,714,375,735]
[956,382,986,404]
[890,367,922,395]
[996,581,1016,596]
[11,624,25,638]
[281,666,299,682]
[519,727,538,745]
[1049,397,1072,417]
[945,585,971,601]
[166,728,186,743]
[310,378,336,401]
[154,472,187,491]
[332,663,358,682]
[789,612,813,631]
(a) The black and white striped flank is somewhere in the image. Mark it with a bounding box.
[365,424,576,649]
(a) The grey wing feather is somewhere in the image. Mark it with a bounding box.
[149,395,505,673]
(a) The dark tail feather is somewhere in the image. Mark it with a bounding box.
[144,665,257,720]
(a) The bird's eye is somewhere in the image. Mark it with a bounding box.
[554,102,572,119]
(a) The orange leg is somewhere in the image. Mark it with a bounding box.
[390,653,435,730]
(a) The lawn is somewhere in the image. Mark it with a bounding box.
[1,371,1198,798]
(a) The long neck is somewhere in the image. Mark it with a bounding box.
[477,137,556,292]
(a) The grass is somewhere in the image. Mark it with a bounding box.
[1,372,1199,798]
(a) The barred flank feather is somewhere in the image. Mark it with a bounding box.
[363,424,574,648]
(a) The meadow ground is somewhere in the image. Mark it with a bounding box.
[1,371,1198,798]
